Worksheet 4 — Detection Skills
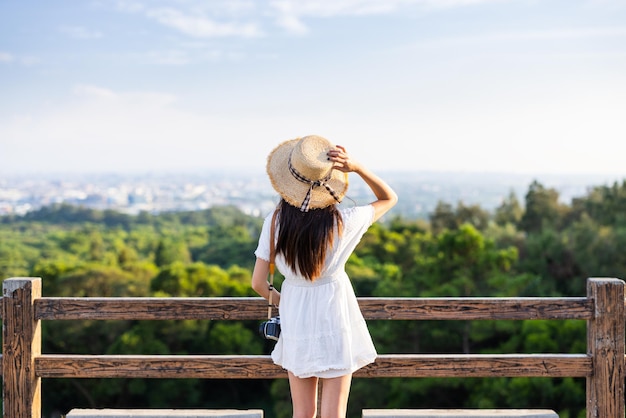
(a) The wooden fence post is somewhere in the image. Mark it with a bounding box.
[586,278,625,418]
[3,278,42,418]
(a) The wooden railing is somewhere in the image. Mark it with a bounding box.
[1,277,624,417]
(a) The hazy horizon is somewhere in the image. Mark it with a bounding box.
[3,166,623,190]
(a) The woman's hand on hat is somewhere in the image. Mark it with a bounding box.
[328,145,360,173]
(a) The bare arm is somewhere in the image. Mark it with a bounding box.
[251,257,281,307]
[328,145,398,222]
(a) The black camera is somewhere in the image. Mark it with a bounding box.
[259,316,281,341]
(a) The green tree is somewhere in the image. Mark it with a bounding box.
[518,228,583,296]
[3,188,623,418]
[430,201,457,233]
[150,262,254,297]
[0,241,31,278]
[196,224,258,269]
[88,231,105,261]
[519,180,567,233]
[570,180,626,227]
[52,264,151,297]
[430,201,491,233]
[494,190,523,226]
[154,238,191,267]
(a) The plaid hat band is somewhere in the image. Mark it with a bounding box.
[288,152,341,212]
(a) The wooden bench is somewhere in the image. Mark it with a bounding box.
[362,410,558,418]
[66,409,264,418]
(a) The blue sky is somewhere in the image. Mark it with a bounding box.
[1,0,625,177]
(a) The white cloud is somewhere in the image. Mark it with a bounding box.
[393,25,626,53]
[19,56,40,66]
[120,46,237,66]
[0,52,14,63]
[72,85,119,100]
[112,1,263,38]
[144,50,191,65]
[269,0,400,17]
[110,0,512,37]
[60,26,104,39]
[268,0,511,34]
[115,0,145,13]
[2,78,625,176]
[275,14,309,34]
[0,85,271,173]
[477,26,626,43]
[71,84,178,108]
[0,51,39,66]
[268,0,401,33]
[420,0,510,8]
[146,7,262,38]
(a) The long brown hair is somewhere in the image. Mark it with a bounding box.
[275,199,343,281]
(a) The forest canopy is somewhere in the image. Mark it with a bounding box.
[1,179,625,418]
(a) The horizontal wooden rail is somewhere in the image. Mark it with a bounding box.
[35,297,593,321]
[0,353,603,381]
[4,277,625,418]
[35,354,591,379]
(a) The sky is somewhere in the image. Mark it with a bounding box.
[1,0,625,178]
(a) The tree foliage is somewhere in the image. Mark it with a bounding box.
[2,178,626,418]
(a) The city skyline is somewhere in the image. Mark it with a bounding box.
[1,0,625,176]
[1,168,620,220]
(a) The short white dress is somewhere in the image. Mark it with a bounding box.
[254,204,377,378]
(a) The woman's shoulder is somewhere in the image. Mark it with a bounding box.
[340,204,374,215]
[339,204,375,225]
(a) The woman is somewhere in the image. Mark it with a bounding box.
[252,135,398,418]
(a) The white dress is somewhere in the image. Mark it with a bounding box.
[254,205,377,378]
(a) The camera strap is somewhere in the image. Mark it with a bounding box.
[267,209,278,320]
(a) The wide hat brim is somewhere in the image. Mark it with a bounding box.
[266,136,348,210]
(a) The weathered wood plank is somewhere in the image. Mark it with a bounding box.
[359,298,592,320]
[35,354,591,379]
[586,278,625,418]
[357,354,591,378]
[35,297,268,321]
[3,278,42,418]
[36,355,284,379]
[35,297,593,321]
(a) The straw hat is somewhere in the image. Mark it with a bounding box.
[267,135,348,211]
